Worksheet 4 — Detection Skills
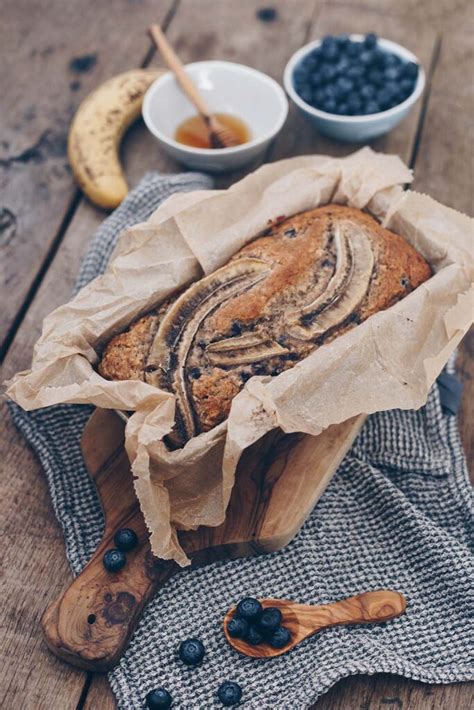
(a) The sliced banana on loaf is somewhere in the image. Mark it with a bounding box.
[98,204,432,447]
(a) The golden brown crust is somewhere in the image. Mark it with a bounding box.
[98,205,431,446]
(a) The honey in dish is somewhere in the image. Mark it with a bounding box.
[175,113,251,149]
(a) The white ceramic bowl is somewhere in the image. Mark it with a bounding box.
[143,61,288,172]
[284,35,425,142]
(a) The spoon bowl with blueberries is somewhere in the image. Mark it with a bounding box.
[284,32,425,142]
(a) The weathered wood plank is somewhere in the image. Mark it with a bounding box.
[412,32,473,214]
[314,672,473,709]
[410,30,473,470]
[0,406,87,710]
[0,0,175,356]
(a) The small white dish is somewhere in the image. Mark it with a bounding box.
[283,35,425,142]
[143,60,288,172]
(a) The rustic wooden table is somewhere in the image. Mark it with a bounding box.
[1,1,472,708]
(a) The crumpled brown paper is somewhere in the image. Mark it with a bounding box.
[6,148,474,566]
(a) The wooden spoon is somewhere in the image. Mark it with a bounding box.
[223,590,407,658]
[149,24,240,149]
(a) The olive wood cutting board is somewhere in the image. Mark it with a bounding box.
[41,408,366,672]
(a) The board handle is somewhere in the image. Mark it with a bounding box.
[41,535,179,672]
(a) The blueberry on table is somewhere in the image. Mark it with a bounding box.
[269,626,292,649]
[245,625,264,645]
[103,548,126,572]
[226,617,249,639]
[145,688,173,709]
[113,527,138,552]
[217,681,243,707]
[258,607,283,635]
[236,597,263,622]
[178,638,206,666]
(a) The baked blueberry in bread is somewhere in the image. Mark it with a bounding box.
[98,205,431,447]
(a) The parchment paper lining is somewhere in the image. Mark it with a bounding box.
[6,148,473,566]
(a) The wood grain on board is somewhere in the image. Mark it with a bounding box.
[1,0,472,707]
[0,0,175,356]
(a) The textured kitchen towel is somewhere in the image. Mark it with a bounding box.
[8,173,474,710]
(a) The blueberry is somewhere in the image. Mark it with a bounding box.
[103,548,126,572]
[360,49,376,66]
[293,66,307,85]
[364,100,381,114]
[336,102,349,115]
[178,638,205,666]
[236,597,262,622]
[336,76,354,97]
[346,64,365,81]
[334,57,351,76]
[364,32,378,49]
[377,88,394,110]
[347,93,363,115]
[346,41,362,58]
[360,83,376,100]
[246,625,264,645]
[399,78,415,99]
[371,48,386,66]
[312,88,326,106]
[189,366,201,379]
[322,97,337,114]
[384,81,399,98]
[113,528,138,552]
[217,681,243,707]
[384,66,400,81]
[367,68,384,87]
[383,52,401,68]
[320,64,337,83]
[298,87,312,104]
[240,371,251,383]
[256,7,277,22]
[230,321,242,335]
[226,617,249,639]
[310,71,323,87]
[145,688,173,709]
[269,626,292,649]
[258,607,283,635]
[403,61,419,80]
[336,33,350,50]
[321,35,339,62]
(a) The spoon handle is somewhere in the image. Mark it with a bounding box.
[303,590,407,635]
[149,24,210,118]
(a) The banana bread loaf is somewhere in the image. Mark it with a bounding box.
[98,204,431,447]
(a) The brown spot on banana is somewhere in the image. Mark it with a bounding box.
[68,68,163,210]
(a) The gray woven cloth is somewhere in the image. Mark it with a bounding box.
[8,173,474,709]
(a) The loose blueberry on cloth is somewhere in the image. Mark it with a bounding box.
[8,172,473,709]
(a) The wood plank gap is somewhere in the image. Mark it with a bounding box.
[0,187,81,363]
[140,0,181,68]
[408,33,442,171]
[75,673,93,710]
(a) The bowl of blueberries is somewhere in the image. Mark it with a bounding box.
[284,32,425,142]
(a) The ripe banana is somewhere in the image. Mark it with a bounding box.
[68,68,163,210]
